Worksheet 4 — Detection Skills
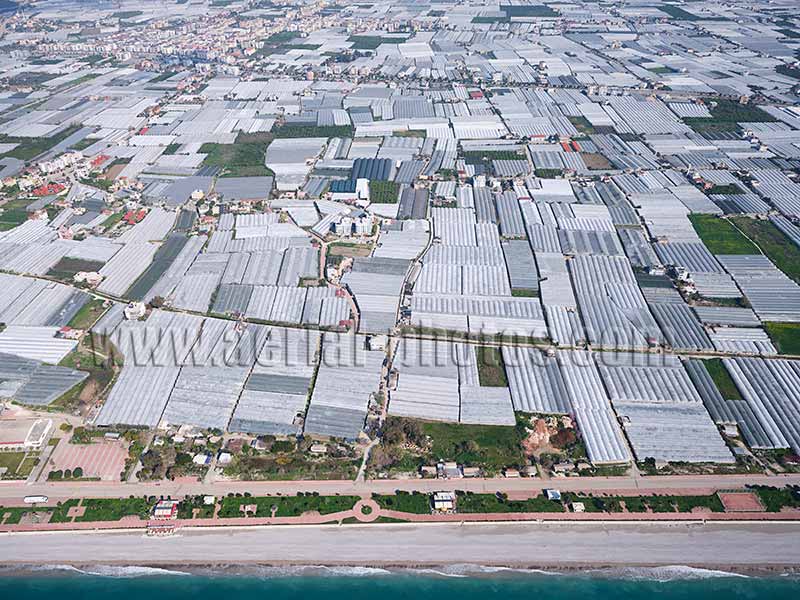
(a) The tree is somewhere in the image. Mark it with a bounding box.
[550,428,577,449]
[381,418,406,445]
[459,440,480,455]
[402,420,425,446]
[369,445,401,470]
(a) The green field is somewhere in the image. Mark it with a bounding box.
[684,100,776,134]
[560,493,723,513]
[48,257,105,281]
[708,183,743,195]
[75,497,151,522]
[703,358,744,400]
[704,101,773,122]
[49,499,81,524]
[472,16,507,24]
[101,212,125,231]
[562,494,639,512]
[688,215,759,254]
[648,66,678,75]
[511,288,538,298]
[67,298,107,330]
[146,71,177,84]
[395,129,427,138]
[218,493,359,518]
[347,35,406,50]
[0,124,83,162]
[272,124,354,139]
[0,198,31,230]
[475,346,508,387]
[534,168,563,178]
[54,337,118,411]
[70,137,97,151]
[777,64,800,81]
[463,150,523,162]
[3,497,81,525]
[200,132,274,178]
[111,10,143,18]
[78,176,113,191]
[369,180,399,203]
[256,31,321,56]
[567,115,596,135]
[264,31,297,45]
[161,142,181,155]
[0,452,28,479]
[421,420,525,471]
[372,492,431,514]
[223,450,359,481]
[765,322,800,355]
[501,4,558,17]
[456,491,564,513]
[177,495,216,519]
[0,506,34,524]
[729,217,800,283]
[658,5,705,20]
[750,486,800,512]
[673,494,725,513]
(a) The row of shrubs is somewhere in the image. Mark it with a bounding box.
[47,468,84,480]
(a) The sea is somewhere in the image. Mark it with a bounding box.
[0,565,798,600]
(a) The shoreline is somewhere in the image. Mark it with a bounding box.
[2,521,800,572]
[0,561,796,580]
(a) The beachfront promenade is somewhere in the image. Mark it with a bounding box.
[2,494,800,535]
[5,521,800,568]
[3,472,800,504]
[3,481,800,568]
[2,475,800,536]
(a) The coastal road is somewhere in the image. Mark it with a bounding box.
[4,521,800,568]
[2,473,800,505]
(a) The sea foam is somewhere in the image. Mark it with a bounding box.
[29,564,191,578]
[588,565,749,582]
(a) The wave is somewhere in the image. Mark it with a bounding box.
[585,565,749,582]
[206,564,555,580]
[316,566,394,577]
[404,564,562,578]
[8,563,755,582]
[27,564,86,575]
[83,565,192,578]
[183,565,394,579]
[403,568,468,579]
[25,565,191,578]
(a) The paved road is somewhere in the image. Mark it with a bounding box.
[2,473,799,505]
[4,521,800,567]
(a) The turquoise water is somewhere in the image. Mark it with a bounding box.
[1,566,798,600]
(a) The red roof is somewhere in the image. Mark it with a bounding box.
[123,209,146,224]
[32,183,65,196]
[91,154,109,167]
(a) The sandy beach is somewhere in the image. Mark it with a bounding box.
[2,521,800,569]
